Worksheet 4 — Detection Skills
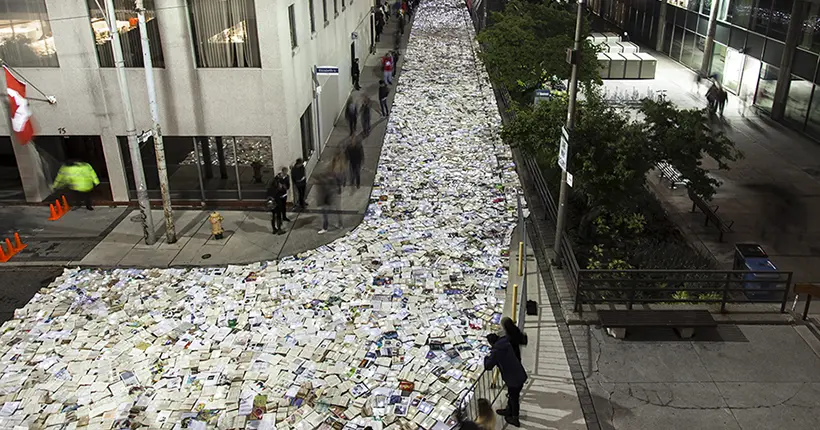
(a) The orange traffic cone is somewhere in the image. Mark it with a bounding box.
[55,199,63,214]
[48,204,58,221]
[0,243,7,263]
[13,233,26,251]
[61,195,70,211]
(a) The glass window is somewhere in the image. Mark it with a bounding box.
[702,0,712,16]
[300,106,315,160]
[682,31,701,70]
[187,0,261,68]
[0,0,58,67]
[754,63,778,112]
[288,5,297,49]
[711,42,728,81]
[87,0,164,68]
[721,47,745,92]
[309,0,316,33]
[671,25,685,61]
[322,0,328,23]
[784,74,811,127]
[752,0,773,34]
[806,85,820,135]
[768,0,793,41]
[799,1,820,53]
[727,0,755,27]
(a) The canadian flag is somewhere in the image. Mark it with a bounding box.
[4,66,34,145]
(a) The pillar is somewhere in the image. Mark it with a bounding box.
[655,0,668,52]
[199,136,213,179]
[11,142,52,203]
[99,134,129,202]
[215,136,228,179]
[771,0,805,121]
[700,0,722,76]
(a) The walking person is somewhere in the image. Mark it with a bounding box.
[346,136,364,190]
[501,317,528,363]
[398,9,406,36]
[484,333,527,427]
[706,82,719,116]
[291,158,307,208]
[316,172,342,234]
[381,53,393,85]
[352,58,361,91]
[375,8,385,42]
[345,98,358,135]
[274,167,292,222]
[717,87,728,118]
[378,80,390,116]
[331,151,347,194]
[391,49,399,77]
[361,96,373,137]
[52,159,99,210]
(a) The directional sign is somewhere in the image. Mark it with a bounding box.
[557,126,569,171]
[567,171,574,187]
[316,66,339,76]
[534,89,551,106]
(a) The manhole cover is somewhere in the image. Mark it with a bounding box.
[201,254,211,259]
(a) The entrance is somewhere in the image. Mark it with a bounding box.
[0,137,24,201]
[37,135,112,201]
[722,47,744,94]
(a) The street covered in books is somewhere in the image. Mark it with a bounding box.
[0,0,520,428]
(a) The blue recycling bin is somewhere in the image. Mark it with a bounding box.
[742,257,780,300]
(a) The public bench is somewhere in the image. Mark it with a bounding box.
[599,309,717,339]
[657,161,688,189]
[687,188,734,242]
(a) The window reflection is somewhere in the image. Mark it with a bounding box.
[806,85,820,135]
[754,63,778,112]
[0,0,58,67]
[87,0,164,68]
[783,75,812,127]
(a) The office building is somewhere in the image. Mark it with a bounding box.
[0,0,375,203]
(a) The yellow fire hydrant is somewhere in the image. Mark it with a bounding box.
[209,211,225,240]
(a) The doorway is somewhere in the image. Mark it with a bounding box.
[0,137,24,201]
[300,105,316,161]
[350,41,356,72]
[37,135,112,201]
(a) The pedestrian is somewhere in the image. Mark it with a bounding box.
[717,87,728,117]
[274,167,291,222]
[484,333,526,427]
[345,98,358,135]
[352,58,361,91]
[692,71,703,94]
[706,82,719,116]
[316,172,342,234]
[378,80,390,116]
[375,9,385,42]
[474,398,496,430]
[361,96,372,137]
[331,151,347,194]
[739,90,750,117]
[291,158,307,208]
[381,53,393,85]
[501,317,528,363]
[391,50,399,77]
[398,9,406,36]
[346,136,364,189]
[266,182,286,234]
[52,159,99,210]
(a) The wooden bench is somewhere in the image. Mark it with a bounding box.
[687,188,734,242]
[657,161,688,189]
[599,309,717,339]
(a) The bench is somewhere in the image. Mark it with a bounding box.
[687,188,734,242]
[598,309,717,339]
[656,161,688,189]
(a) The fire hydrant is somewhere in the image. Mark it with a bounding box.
[209,211,225,240]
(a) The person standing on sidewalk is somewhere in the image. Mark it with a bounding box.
[345,98,358,135]
[266,181,286,234]
[381,54,393,85]
[375,8,385,42]
[391,49,400,77]
[352,58,361,91]
[379,80,390,116]
[291,158,307,209]
[484,333,527,427]
[52,159,99,210]
[316,172,342,234]
[501,317,528,362]
[346,136,364,190]
[361,96,373,137]
[274,167,292,222]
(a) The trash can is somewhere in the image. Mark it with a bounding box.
[741,257,781,300]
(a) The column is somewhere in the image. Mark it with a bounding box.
[100,134,129,202]
[771,0,805,121]
[11,142,52,203]
[656,0,668,52]
[700,0,722,75]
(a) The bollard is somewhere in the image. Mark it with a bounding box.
[512,283,518,323]
[517,241,524,276]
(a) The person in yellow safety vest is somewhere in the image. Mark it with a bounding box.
[52,160,99,210]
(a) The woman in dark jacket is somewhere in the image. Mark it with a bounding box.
[501,317,528,362]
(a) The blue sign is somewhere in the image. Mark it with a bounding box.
[316,66,339,76]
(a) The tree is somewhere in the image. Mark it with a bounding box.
[477,0,600,104]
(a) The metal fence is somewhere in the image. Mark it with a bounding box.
[456,368,505,423]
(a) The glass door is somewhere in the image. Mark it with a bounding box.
[722,47,744,93]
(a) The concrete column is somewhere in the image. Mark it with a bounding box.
[100,134,129,202]
[771,0,806,121]
[11,142,52,203]
[656,0,668,52]
[700,0,722,75]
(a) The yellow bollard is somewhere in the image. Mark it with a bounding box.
[511,283,518,323]
[518,241,524,276]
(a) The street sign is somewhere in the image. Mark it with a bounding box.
[558,127,569,171]
[316,66,339,76]
[567,171,573,187]
[534,89,551,106]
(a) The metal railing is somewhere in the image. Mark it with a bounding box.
[456,368,505,423]
[575,269,793,314]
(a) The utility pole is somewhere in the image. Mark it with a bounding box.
[103,0,155,245]
[136,0,176,243]
[553,0,584,261]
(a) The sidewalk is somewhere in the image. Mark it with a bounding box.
[0,13,413,269]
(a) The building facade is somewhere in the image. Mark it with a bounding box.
[589,0,820,139]
[0,0,375,203]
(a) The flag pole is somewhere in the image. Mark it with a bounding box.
[136,0,176,244]
[0,59,56,104]
[103,0,156,245]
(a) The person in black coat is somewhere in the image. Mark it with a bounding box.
[316,172,341,234]
[274,167,291,221]
[378,80,390,116]
[352,58,361,90]
[484,333,527,427]
[345,98,358,135]
[291,158,307,208]
[345,137,364,189]
[501,317,528,362]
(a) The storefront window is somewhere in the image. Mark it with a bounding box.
[799,1,820,53]
[671,25,685,61]
[806,85,820,135]
[783,75,811,128]
[716,0,731,21]
[711,43,728,83]
[682,30,699,69]
[727,0,756,28]
[754,63,778,112]
[722,47,745,92]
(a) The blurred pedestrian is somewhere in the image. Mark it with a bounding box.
[717,87,728,117]
[352,58,361,91]
[375,8,385,42]
[291,158,307,208]
[398,9,406,36]
[52,159,99,210]
[274,167,292,222]
[346,136,364,189]
[706,82,719,115]
[391,50,399,77]
[378,80,390,116]
[484,333,526,427]
[316,172,342,234]
[692,71,703,94]
[739,90,750,117]
[381,53,393,85]
[501,317,528,362]
[474,398,496,430]
[361,96,373,137]
[331,151,347,194]
[345,98,358,135]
